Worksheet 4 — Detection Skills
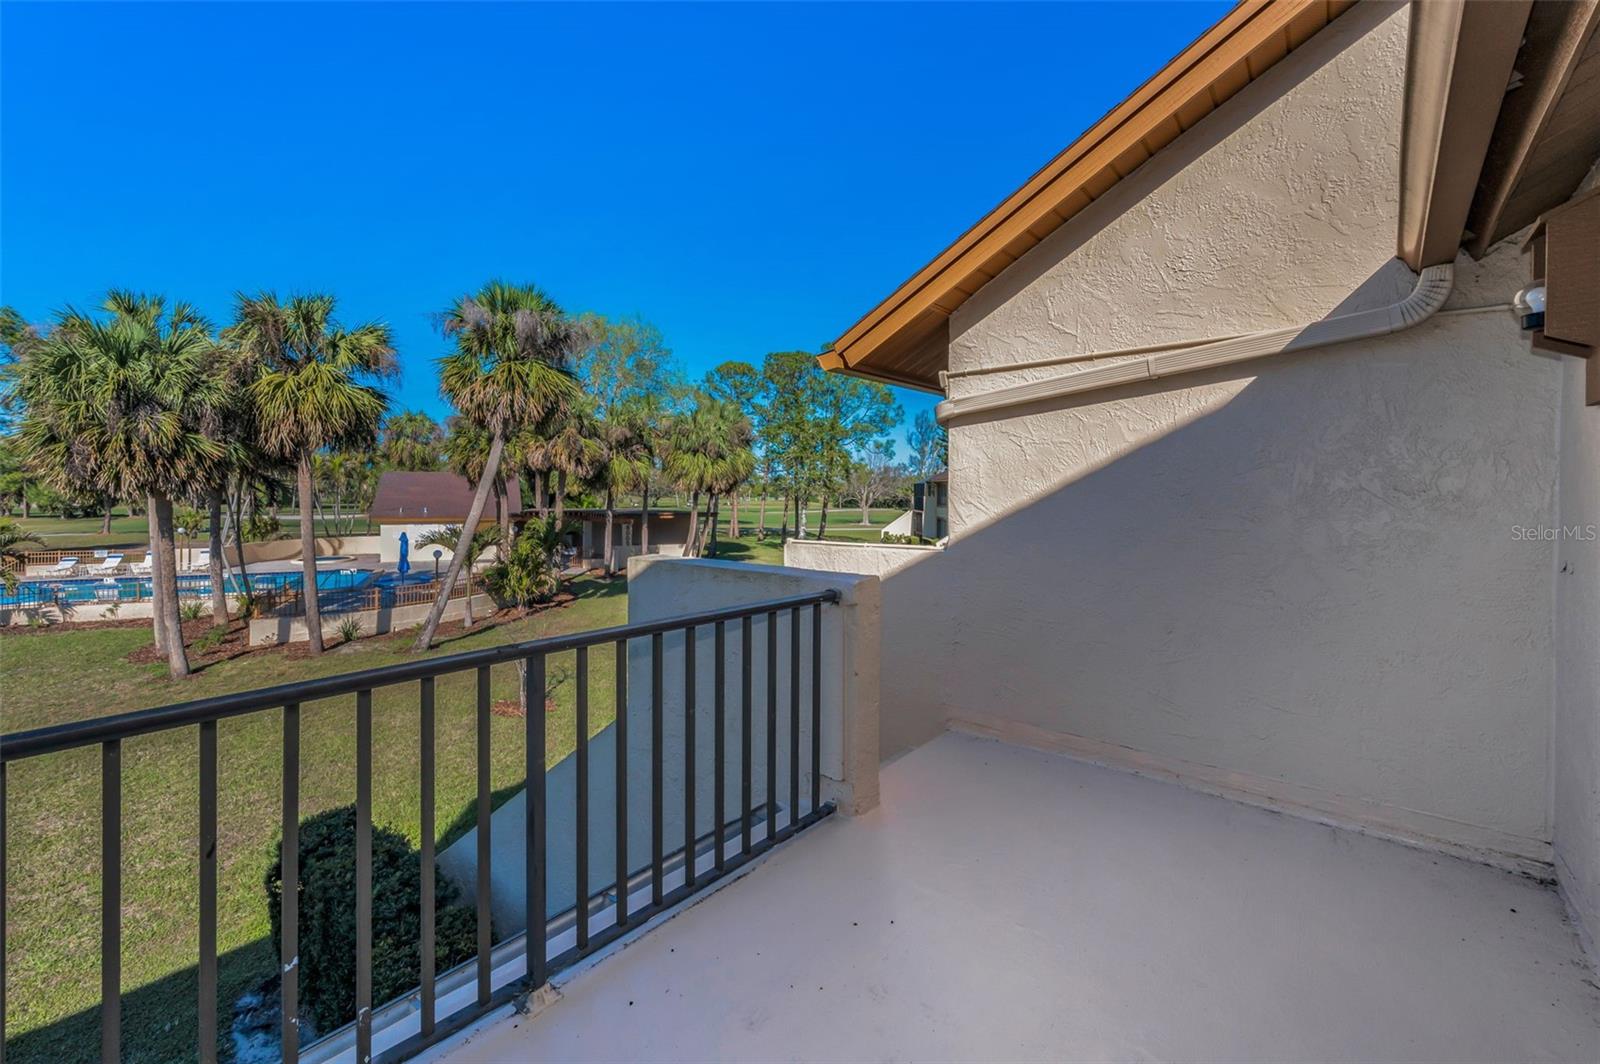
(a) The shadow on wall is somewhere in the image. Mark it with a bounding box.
[862,301,1561,859]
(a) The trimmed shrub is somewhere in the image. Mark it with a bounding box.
[265,806,480,1034]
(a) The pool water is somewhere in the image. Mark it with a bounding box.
[2,568,377,608]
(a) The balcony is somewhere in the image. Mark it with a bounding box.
[3,555,1596,1062]
[436,729,1598,1063]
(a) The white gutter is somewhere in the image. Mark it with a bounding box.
[935,262,1455,424]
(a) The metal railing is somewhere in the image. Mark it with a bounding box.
[0,588,839,1063]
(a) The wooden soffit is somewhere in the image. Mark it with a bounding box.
[821,0,1356,391]
[1397,0,1534,269]
[1465,0,1600,258]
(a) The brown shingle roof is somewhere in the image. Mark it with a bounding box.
[368,471,522,522]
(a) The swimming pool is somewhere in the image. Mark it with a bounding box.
[1,568,376,608]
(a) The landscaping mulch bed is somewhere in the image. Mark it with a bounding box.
[0,615,155,636]
[124,617,318,668]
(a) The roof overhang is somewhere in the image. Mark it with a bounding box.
[1401,0,1600,265]
[1464,0,1600,258]
[820,0,1356,391]
[1397,0,1534,269]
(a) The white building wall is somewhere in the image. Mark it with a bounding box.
[378,522,450,564]
[794,2,1567,869]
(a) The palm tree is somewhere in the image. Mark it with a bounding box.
[542,404,602,527]
[704,414,756,557]
[445,417,515,543]
[0,519,42,594]
[614,395,662,556]
[381,410,444,471]
[415,524,501,628]
[413,281,584,652]
[9,292,227,677]
[665,397,754,557]
[226,292,394,654]
[594,414,650,575]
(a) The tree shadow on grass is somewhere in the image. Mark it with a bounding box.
[9,786,508,1064]
[5,937,275,1064]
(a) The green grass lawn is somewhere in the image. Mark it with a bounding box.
[8,513,372,551]
[0,576,626,1063]
[694,503,908,566]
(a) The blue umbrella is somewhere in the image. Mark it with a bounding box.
[397,531,411,577]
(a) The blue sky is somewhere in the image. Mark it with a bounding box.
[1,1,1229,450]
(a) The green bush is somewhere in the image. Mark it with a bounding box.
[484,518,562,612]
[265,806,481,1034]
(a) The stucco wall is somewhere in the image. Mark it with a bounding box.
[1551,161,1600,949]
[794,1,1568,868]
[1554,348,1600,947]
[783,539,947,757]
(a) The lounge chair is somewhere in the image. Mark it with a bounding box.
[43,557,79,577]
[188,548,210,572]
[130,557,153,576]
[87,554,125,575]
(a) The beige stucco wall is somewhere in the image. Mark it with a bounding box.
[1554,342,1600,947]
[1551,160,1600,950]
[783,539,946,757]
[792,1,1570,869]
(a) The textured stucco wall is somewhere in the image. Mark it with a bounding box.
[1552,160,1600,947]
[783,539,948,757]
[809,0,1567,864]
[1554,347,1600,945]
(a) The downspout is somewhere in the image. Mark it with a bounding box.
[936,262,1455,423]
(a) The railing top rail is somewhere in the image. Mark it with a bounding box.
[0,588,841,762]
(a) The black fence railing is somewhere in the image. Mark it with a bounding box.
[0,589,840,1063]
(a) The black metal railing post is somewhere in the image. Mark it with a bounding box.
[650,632,663,906]
[525,653,547,988]
[101,738,121,1064]
[355,689,374,1061]
[575,646,589,952]
[741,616,753,856]
[614,639,629,931]
[473,667,491,1005]
[766,611,777,846]
[419,677,436,1038]
[812,604,823,813]
[199,720,218,1063]
[713,622,726,874]
[683,625,696,889]
[788,606,801,840]
[282,704,300,1064]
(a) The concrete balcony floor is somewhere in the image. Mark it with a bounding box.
[436,732,1600,1062]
